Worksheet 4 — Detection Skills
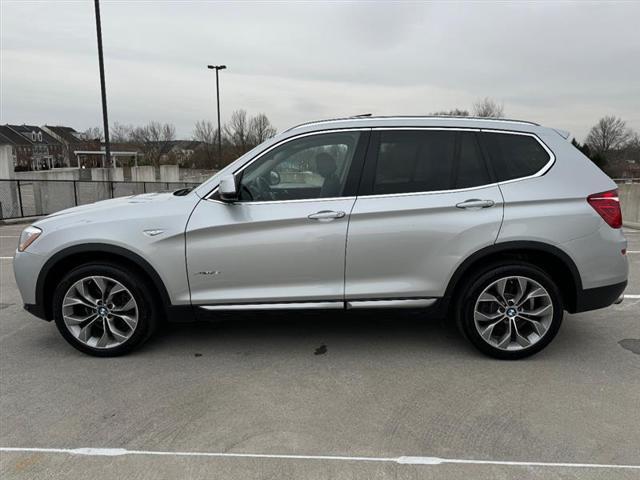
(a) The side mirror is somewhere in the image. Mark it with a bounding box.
[269,170,281,186]
[219,174,238,202]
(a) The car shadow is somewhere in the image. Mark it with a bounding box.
[139,310,603,362]
[143,308,475,358]
[26,309,598,362]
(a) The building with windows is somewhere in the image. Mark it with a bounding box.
[42,125,94,167]
[0,125,64,170]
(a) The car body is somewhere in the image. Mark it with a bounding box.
[13,116,628,358]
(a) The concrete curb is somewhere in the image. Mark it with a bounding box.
[0,216,44,226]
[623,221,640,230]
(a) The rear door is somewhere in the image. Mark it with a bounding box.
[345,128,504,302]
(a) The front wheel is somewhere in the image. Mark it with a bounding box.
[457,263,564,359]
[53,263,157,356]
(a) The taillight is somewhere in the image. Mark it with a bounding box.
[587,189,622,229]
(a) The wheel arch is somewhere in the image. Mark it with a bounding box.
[37,243,173,321]
[443,241,583,314]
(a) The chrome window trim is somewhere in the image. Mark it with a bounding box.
[204,128,370,203]
[354,182,502,200]
[479,129,556,186]
[355,127,555,200]
[204,126,555,204]
[207,196,356,206]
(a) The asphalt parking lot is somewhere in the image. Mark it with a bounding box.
[0,221,638,479]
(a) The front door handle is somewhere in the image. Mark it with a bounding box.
[308,210,346,221]
[456,199,495,209]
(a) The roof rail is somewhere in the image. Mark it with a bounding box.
[284,114,376,132]
[286,115,540,132]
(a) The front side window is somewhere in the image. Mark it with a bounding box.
[480,132,551,182]
[372,130,490,195]
[238,131,360,202]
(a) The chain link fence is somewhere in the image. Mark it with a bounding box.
[0,179,199,220]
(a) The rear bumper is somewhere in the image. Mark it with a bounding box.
[573,280,627,313]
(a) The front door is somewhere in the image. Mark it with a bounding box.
[186,130,369,307]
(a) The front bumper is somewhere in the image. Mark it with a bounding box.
[13,250,47,312]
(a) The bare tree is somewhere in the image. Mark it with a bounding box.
[80,126,103,141]
[626,131,640,153]
[472,97,504,118]
[131,121,176,168]
[430,108,470,117]
[225,110,251,153]
[585,116,633,155]
[249,113,277,145]
[111,122,135,143]
[192,120,218,167]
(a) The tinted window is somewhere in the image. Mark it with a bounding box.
[455,132,489,189]
[372,130,489,194]
[480,132,550,182]
[239,132,360,201]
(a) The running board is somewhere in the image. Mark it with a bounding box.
[200,302,343,311]
[346,298,436,309]
[199,298,436,311]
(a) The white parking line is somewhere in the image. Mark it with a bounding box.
[0,257,13,260]
[0,447,638,470]
[624,294,640,299]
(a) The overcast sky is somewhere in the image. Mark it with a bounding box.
[2,1,639,141]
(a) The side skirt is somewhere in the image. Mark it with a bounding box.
[169,298,443,323]
[200,301,343,311]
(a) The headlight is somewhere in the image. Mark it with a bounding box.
[18,226,42,252]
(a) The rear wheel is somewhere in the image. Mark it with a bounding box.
[53,263,157,356]
[457,263,563,359]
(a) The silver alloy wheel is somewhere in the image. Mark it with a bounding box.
[473,276,553,351]
[62,275,138,349]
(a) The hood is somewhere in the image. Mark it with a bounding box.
[34,191,195,230]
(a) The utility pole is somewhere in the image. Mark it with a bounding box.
[94,0,111,168]
[207,64,226,168]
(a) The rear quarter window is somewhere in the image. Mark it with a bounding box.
[480,132,551,182]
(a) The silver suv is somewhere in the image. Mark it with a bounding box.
[13,117,628,359]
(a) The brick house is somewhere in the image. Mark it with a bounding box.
[0,125,34,170]
[42,125,91,167]
[1,125,64,170]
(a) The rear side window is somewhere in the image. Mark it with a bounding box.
[455,132,489,189]
[480,132,551,182]
[372,130,490,195]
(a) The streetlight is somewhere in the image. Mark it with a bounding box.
[94,0,111,168]
[207,64,226,168]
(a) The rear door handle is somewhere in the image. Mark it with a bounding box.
[308,210,346,221]
[456,199,495,209]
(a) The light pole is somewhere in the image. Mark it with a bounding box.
[207,64,226,168]
[94,0,111,168]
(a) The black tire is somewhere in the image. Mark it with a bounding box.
[456,262,563,360]
[53,262,158,357]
